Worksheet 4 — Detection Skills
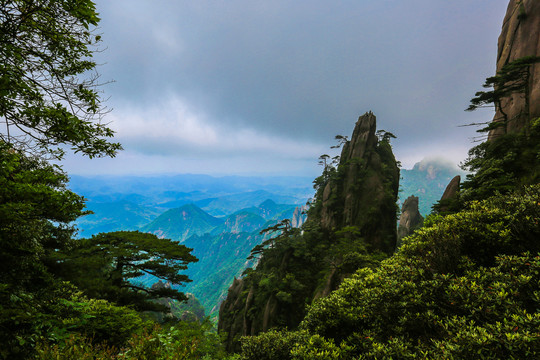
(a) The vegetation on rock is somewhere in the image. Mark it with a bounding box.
[218,112,399,352]
[239,186,540,359]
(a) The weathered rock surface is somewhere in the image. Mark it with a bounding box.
[490,0,540,139]
[397,196,423,248]
[218,251,295,351]
[436,175,461,214]
[217,277,246,349]
[440,175,460,202]
[320,112,400,254]
[291,205,308,228]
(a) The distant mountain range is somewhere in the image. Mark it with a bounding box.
[70,160,464,319]
[399,158,466,216]
[69,173,314,206]
[71,174,313,238]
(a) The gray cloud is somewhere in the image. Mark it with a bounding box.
[70,0,510,175]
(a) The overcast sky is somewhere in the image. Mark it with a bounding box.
[63,0,510,176]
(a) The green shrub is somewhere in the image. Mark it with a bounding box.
[0,281,144,358]
[57,294,145,347]
[240,330,310,360]
[37,334,119,360]
[121,320,231,360]
[303,253,540,358]
[38,319,236,360]
[290,334,351,359]
[400,184,540,270]
[239,187,540,359]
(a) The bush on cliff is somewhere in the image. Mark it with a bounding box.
[239,186,540,359]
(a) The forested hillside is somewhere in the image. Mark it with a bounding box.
[139,199,303,322]
[1,0,539,359]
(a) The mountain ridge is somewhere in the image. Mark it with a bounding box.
[141,204,224,243]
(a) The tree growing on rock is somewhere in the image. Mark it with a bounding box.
[466,55,540,136]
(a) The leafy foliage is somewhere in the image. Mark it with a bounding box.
[239,186,540,359]
[60,231,198,312]
[466,56,540,133]
[0,1,236,358]
[220,219,388,351]
[0,142,86,288]
[460,117,540,203]
[0,0,121,158]
[0,280,144,358]
[43,283,144,347]
[120,320,234,360]
[239,330,311,360]
[0,141,90,357]
[456,55,540,206]
[37,320,239,360]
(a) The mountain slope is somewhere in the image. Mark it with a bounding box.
[76,200,160,238]
[182,231,263,320]
[141,204,223,242]
[210,211,267,235]
[137,200,298,320]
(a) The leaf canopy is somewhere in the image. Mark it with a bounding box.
[0,0,121,158]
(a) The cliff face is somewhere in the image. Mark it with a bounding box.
[320,112,400,254]
[490,0,540,139]
[218,112,400,351]
[217,277,246,344]
[291,205,308,228]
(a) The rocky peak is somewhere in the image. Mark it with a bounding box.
[490,0,540,139]
[434,175,461,214]
[440,175,460,201]
[319,112,399,254]
[397,196,424,248]
[340,111,378,161]
[218,112,400,350]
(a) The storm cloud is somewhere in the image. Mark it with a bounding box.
[65,0,509,175]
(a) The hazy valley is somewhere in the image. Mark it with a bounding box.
[70,158,463,320]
